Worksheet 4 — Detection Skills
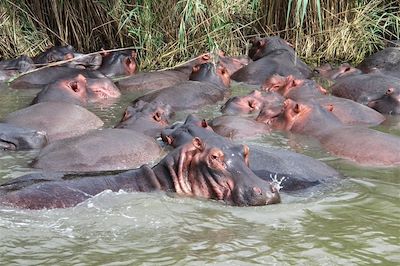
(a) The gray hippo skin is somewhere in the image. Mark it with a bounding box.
[0,136,281,209]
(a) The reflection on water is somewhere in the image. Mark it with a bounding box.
[0,83,399,265]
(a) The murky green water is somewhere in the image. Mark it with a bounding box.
[0,83,399,265]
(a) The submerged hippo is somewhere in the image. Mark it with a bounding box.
[210,115,271,139]
[367,87,400,115]
[116,53,212,91]
[257,99,400,166]
[220,90,284,116]
[161,115,341,191]
[330,73,400,106]
[357,46,400,78]
[31,74,121,106]
[0,123,47,150]
[0,136,281,209]
[3,102,103,142]
[31,128,162,172]
[262,74,385,126]
[131,62,230,112]
[115,100,173,137]
[231,36,312,85]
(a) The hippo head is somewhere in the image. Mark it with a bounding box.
[33,45,75,65]
[257,99,341,134]
[99,50,137,77]
[68,52,103,70]
[217,50,250,76]
[161,114,214,147]
[313,63,362,80]
[189,62,230,88]
[367,87,400,115]
[221,90,269,115]
[32,74,120,106]
[115,100,173,137]
[262,75,326,97]
[162,136,281,206]
[248,36,294,60]
[86,76,121,102]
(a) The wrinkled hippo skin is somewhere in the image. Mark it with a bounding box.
[115,100,173,137]
[131,62,230,111]
[31,128,161,172]
[231,36,312,85]
[3,102,103,142]
[0,123,47,150]
[32,74,120,106]
[161,115,340,191]
[0,136,281,209]
[116,53,211,91]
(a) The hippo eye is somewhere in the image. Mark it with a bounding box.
[253,187,262,195]
[313,69,320,74]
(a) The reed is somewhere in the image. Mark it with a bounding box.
[0,0,399,68]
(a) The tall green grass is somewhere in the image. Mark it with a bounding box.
[0,0,399,68]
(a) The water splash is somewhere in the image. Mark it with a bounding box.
[269,173,286,191]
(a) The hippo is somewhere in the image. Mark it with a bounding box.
[31,128,162,172]
[357,46,400,78]
[261,74,327,100]
[161,115,341,191]
[209,115,271,139]
[116,53,212,91]
[115,100,173,137]
[262,74,385,126]
[257,99,400,166]
[367,87,400,115]
[0,123,47,150]
[10,66,106,89]
[31,74,121,106]
[131,62,230,112]
[67,52,103,70]
[217,51,251,76]
[32,45,75,65]
[220,90,284,116]
[98,49,137,78]
[2,102,103,142]
[330,72,400,106]
[312,63,362,81]
[0,55,36,82]
[231,36,312,85]
[0,136,281,209]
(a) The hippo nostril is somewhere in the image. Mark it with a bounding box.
[253,186,262,195]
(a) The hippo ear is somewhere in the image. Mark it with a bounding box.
[153,111,162,122]
[293,103,301,113]
[201,119,208,128]
[131,51,137,59]
[192,65,200,73]
[100,48,110,57]
[201,54,211,61]
[217,66,227,76]
[256,39,266,48]
[192,137,204,151]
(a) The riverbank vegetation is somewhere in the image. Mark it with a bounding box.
[0,0,399,68]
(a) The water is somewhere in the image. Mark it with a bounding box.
[0,83,399,265]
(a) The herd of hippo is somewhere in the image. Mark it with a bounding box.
[0,36,399,209]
